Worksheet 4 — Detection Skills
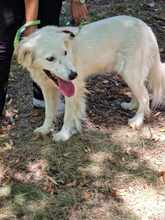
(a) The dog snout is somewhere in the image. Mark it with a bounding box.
[69,71,78,80]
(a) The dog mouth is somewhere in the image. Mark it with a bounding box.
[43,69,75,97]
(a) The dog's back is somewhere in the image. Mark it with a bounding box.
[71,16,158,76]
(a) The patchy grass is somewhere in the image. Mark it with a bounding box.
[1,127,165,219]
[0,0,165,219]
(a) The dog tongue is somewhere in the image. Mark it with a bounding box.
[57,78,75,97]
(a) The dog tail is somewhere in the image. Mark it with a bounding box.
[149,61,165,108]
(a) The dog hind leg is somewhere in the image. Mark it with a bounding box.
[125,78,150,129]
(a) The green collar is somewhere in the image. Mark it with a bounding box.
[79,20,89,30]
[14,20,41,49]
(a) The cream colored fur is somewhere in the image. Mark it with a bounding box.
[15,15,165,141]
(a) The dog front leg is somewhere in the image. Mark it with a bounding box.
[53,81,86,141]
[34,82,60,136]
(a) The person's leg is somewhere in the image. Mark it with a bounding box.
[38,0,63,26]
[0,0,24,115]
[33,0,63,109]
[0,38,13,115]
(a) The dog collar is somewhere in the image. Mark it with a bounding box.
[14,20,41,49]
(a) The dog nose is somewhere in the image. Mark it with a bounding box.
[69,71,78,80]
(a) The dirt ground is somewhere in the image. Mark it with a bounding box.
[0,0,165,219]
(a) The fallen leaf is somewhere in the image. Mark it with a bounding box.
[65,180,77,187]
[111,189,118,198]
[83,191,92,200]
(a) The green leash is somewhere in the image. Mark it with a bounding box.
[14,20,41,49]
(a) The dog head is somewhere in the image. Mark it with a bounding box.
[15,26,79,97]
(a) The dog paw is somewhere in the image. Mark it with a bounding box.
[128,115,143,130]
[33,126,51,137]
[52,128,77,142]
[52,131,71,142]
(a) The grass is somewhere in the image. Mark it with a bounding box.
[2,128,164,220]
[1,107,165,219]
[1,126,164,219]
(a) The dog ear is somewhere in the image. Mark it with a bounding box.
[57,26,79,37]
[15,43,35,68]
[62,30,76,38]
[61,28,78,49]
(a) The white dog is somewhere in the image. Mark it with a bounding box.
[15,15,165,141]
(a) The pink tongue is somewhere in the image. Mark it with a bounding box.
[57,78,75,97]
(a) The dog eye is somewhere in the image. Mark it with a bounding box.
[46,56,56,62]
[64,51,67,56]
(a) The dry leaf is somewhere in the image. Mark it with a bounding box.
[83,191,92,200]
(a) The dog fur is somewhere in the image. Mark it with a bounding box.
[15,15,165,141]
